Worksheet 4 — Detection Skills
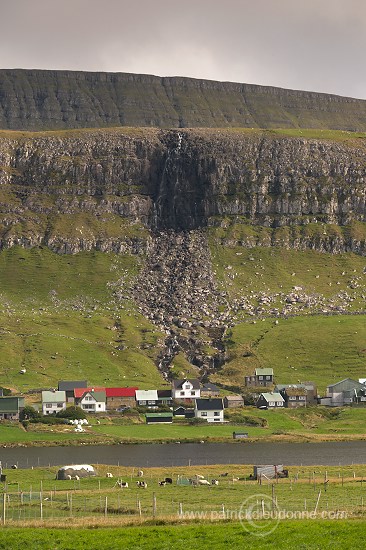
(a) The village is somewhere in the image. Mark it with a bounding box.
[1,368,366,427]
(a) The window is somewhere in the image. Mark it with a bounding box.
[266,376,271,380]
[98,404,102,408]
[258,376,263,380]
[180,391,184,396]
[83,404,95,410]
[46,403,52,408]
[201,412,207,417]
[140,400,146,405]
[57,403,63,408]
[214,411,220,416]
[289,396,296,401]
[148,400,156,405]
[191,391,196,396]
[299,396,306,401]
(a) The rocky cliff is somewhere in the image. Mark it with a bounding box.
[0,127,365,253]
[2,69,366,131]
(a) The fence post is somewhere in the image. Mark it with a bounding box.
[105,496,108,517]
[2,492,5,526]
[153,493,157,517]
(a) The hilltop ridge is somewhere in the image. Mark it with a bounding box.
[1,69,366,131]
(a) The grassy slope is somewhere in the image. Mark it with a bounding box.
[209,242,366,392]
[0,247,165,392]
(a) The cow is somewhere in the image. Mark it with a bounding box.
[159,481,166,486]
[164,477,173,484]
[137,481,147,488]
[211,479,219,486]
[106,472,113,478]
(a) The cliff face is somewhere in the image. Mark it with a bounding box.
[0,128,365,253]
[2,69,366,131]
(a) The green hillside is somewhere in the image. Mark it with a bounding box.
[0,243,364,395]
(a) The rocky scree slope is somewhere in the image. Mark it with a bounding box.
[2,69,366,131]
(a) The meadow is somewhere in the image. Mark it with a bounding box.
[0,464,366,548]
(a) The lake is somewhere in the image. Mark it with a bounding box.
[2,440,366,468]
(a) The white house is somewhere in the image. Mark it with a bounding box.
[172,379,201,400]
[195,398,224,422]
[135,390,159,408]
[42,390,66,415]
[75,390,106,413]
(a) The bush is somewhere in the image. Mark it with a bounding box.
[19,406,41,422]
[0,387,11,396]
[56,406,86,420]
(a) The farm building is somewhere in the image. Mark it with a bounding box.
[0,397,25,421]
[224,395,244,408]
[145,412,173,424]
[321,378,366,406]
[105,387,138,409]
[201,383,220,397]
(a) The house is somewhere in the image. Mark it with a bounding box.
[157,389,173,407]
[256,392,284,409]
[74,389,106,412]
[321,378,366,407]
[245,368,274,388]
[276,382,318,407]
[201,382,220,397]
[224,395,244,408]
[105,387,138,410]
[172,379,201,400]
[0,397,25,420]
[195,398,224,422]
[42,390,67,415]
[58,381,88,403]
[135,390,159,408]
[145,412,173,424]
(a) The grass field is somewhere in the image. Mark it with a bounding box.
[0,464,366,548]
[3,405,366,446]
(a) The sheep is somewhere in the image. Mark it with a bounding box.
[137,470,144,477]
[106,472,113,478]
[211,479,219,486]
[66,475,72,480]
[74,475,80,481]
[198,479,211,486]
[11,465,17,469]
[116,480,128,488]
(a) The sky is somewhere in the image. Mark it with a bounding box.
[1,0,366,99]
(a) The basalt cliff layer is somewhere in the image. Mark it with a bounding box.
[1,69,366,131]
[0,128,365,254]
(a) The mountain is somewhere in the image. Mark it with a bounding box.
[1,69,366,131]
[0,125,365,392]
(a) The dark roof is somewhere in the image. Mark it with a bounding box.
[172,379,201,390]
[157,389,172,398]
[195,398,224,411]
[58,380,87,391]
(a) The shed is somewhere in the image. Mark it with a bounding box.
[253,464,288,480]
[56,464,96,480]
[145,412,173,424]
[233,431,248,439]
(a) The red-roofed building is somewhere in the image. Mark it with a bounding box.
[105,387,138,410]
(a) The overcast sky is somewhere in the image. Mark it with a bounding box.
[1,0,365,99]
